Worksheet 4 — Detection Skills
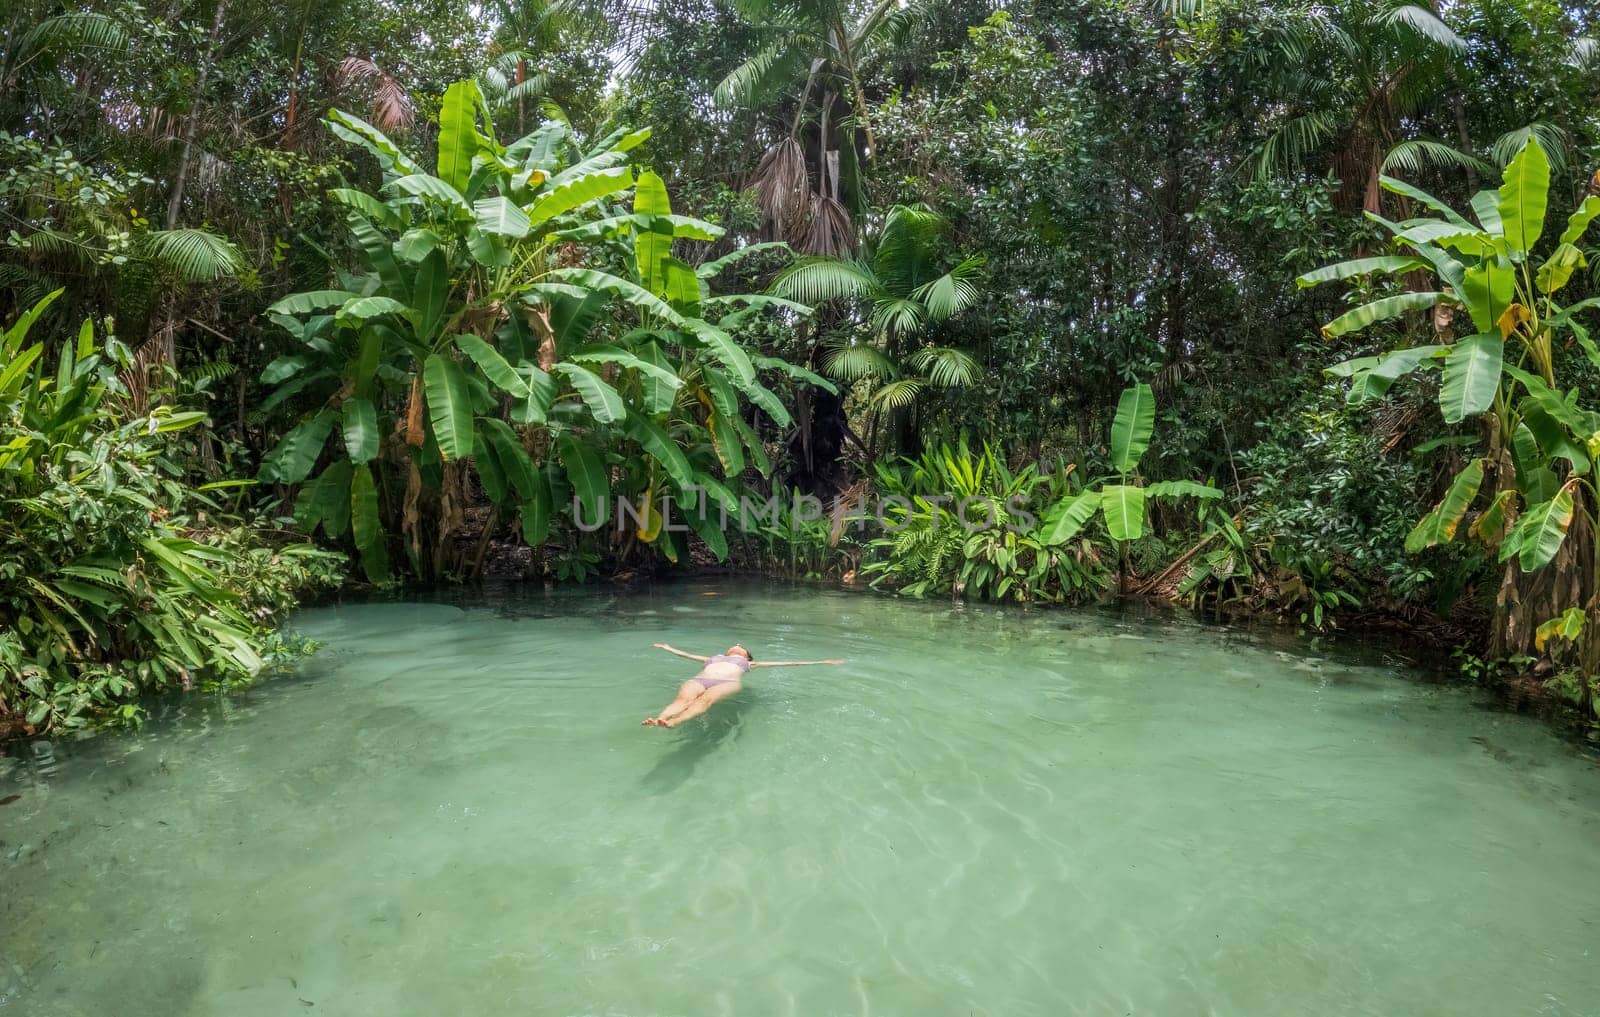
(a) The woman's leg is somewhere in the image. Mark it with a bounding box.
[644,681,706,725]
[661,682,740,727]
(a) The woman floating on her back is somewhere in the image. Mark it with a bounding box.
[643,643,843,727]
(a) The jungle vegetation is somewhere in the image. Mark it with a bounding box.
[6,0,1600,730]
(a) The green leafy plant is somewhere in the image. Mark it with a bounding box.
[1301,135,1600,696]
[258,79,832,580]
[0,291,341,732]
[862,439,1109,603]
[1038,382,1224,546]
[773,203,982,451]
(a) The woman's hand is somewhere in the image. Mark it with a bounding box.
[653,642,671,651]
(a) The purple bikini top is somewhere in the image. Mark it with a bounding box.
[706,654,751,673]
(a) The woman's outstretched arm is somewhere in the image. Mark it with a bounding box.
[653,642,710,662]
[751,658,845,667]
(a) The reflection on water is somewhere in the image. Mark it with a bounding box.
[3,581,1599,1017]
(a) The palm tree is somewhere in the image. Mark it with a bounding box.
[1253,1,1479,213]
[714,0,920,254]
[773,204,982,456]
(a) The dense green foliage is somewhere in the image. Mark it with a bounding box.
[9,0,1600,726]
[0,293,341,732]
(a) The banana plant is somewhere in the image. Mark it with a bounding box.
[1038,382,1223,544]
[258,78,832,579]
[1299,135,1600,673]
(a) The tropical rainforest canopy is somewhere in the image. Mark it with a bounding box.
[7,0,1600,730]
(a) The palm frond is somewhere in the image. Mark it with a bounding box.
[1252,110,1341,180]
[749,139,811,240]
[871,297,926,338]
[1381,139,1493,177]
[802,193,857,256]
[772,256,879,305]
[909,346,980,388]
[15,12,130,64]
[910,257,984,321]
[1489,123,1572,174]
[713,33,808,108]
[1377,4,1468,52]
[1568,36,1600,70]
[874,203,944,289]
[334,56,415,132]
[138,229,245,282]
[1258,9,1353,65]
[823,342,895,382]
[870,377,925,411]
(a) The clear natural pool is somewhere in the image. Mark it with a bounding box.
[3,582,1599,1016]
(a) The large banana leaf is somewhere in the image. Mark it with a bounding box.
[294,460,352,537]
[1333,344,1447,403]
[437,80,483,194]
[739,377,792,427]
[1295,256,1428,289]
[260,409,334,484]
[478,419,539,502]
[696,241,790,279]
[633,170,673,295]
[1109,382,1154,474]
[1520,404,1591,476]
[342,397,378,463]
[571,345,683,399]
[268,290,360,315]
[1516,487,1574,571]
[412,250,449,341]
[1470,190,1504,235]
[325,109,422,177]
[1536,243,1586,295]
[730,415,771,477]
[1144,479,1223,501]
[527,167,635,229]
[455,334,531,398]
[558,433,609,528]
[1560,195,1600,245]
[1396,222,1493,256]
[1497,137,1550,255]
[346,213,407,295]
[350,462,389,581]
[551,267,680,325]
[329,187,402,230]
[1378,175,1475,229]
[706,410,744,476]
[337,295,409,323]
[1439,334,1502,423]
[388,174,471,214]
[1459,258,1515,333]
[627,416,693,489]
[1320,292,1445,339]
[689,321,755,384]
[520,466,553,546]
[554,362,625,423]
[1099,484,1146,540]
[1040,491,1102,544]
[422,354,474,459]
[636,341,681,415]
[662,257,703,315]
[473,196,530,238]
[1405,458,1484,551]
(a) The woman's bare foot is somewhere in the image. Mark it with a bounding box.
[642,717,662,726]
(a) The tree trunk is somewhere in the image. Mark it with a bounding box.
[166,0,229,229]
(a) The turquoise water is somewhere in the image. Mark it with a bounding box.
[3,582,1599,1016]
